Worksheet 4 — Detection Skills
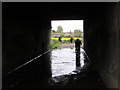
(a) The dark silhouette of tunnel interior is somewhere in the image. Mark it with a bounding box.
[2,2,120,89]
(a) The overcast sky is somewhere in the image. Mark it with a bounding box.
[51,20,83,32]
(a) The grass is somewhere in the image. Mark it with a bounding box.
[51,38,83,49]
[51,40,75,49]
[51,40,62,49]
[51,37,83,40]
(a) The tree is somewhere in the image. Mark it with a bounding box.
[74,29,82,34]
[57,26,63,33]
[74,29,83,38]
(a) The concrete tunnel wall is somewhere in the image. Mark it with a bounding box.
[2,2,119,88]
[84,3,119,88]
[118,2,120,89]
[3,3,52,88]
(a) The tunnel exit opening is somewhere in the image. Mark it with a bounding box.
[50,20,84,77]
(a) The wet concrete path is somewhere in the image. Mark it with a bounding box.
[51,47,89,77]
[35,47,106,88]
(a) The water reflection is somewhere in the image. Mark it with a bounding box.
[51,47,86,77]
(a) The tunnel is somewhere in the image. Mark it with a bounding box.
[2,2,120,89]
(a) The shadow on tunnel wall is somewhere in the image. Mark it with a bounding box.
[84,2,119,88]
[2,3,52,88]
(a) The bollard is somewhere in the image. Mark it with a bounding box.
[75,39,82,67]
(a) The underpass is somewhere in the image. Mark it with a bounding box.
[2,2,120,89]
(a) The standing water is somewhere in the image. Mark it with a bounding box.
[51,47,86,77]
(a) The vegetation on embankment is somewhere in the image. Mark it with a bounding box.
[51,37,83,40]
[51,40,62,49]
[51,38,83,49]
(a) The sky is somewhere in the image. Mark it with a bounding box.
[51,20,83,32]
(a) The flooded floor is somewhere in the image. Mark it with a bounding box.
[51,47,86,77]
[43,47,106,88]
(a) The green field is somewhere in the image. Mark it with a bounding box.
[51,37,83,40]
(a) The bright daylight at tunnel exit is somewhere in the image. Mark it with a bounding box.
[50,20,85,77]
